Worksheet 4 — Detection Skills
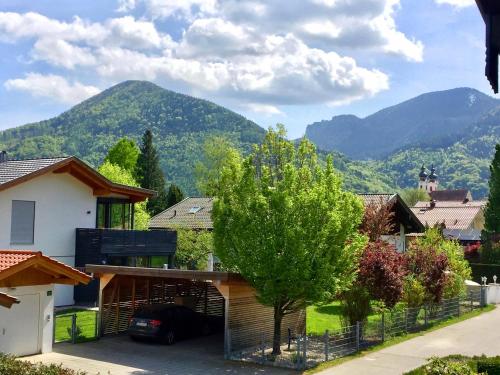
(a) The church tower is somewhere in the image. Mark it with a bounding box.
[427,165,438,192]
[418,165,428,191]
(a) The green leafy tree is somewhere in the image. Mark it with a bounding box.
[166,183,184,208]
[136,130,168,215]
[104,138,139,172]
[213,125,366,354]
[98,161,150,230]
[195,136,242,196]
[400,188,430,207]
[175,228,213,270]
[484,144,500,235]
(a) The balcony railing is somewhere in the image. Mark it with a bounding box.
[75,228,177,267]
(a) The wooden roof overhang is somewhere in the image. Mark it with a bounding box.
[85,264,245,283]
[0,251,92,288]
[476,0,500,93]
[0,292,19,308]
[0,157,155,203]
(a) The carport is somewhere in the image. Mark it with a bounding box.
[85,265,305,357]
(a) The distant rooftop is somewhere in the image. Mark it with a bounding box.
[149,197,214,230]
[0,157,69,185]
[429,189,472,202]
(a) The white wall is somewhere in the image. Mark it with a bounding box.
[0,173,97,305]
[381,224,406,252]
[0,284,54,355]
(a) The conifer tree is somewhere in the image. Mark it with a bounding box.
[136,130,168,215]
[166,183,184,208]
[484,144,500,235]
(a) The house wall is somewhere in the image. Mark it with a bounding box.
[381,224,406,252]
[0,284,54,355]
[0,173,97,306]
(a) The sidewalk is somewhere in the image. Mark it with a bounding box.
[317,306,499,375]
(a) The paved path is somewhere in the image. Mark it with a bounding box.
[318,306,500,375]
[25,334,292,375]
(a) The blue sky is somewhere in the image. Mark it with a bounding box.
[0,0,494,138]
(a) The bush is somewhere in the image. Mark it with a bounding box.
[413,357,476,375]
[476,357,500,374]
[402,275,426,308]
[340,283,372,326]
[359,241,407,308]
[0,353,86,375]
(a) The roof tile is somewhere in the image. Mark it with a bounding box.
[0,157,69,185]
[150,197,214,229]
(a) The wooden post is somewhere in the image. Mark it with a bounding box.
[71,314,77,344]
[115,283,120,334]
[355,322,360,352]
[131,278,136,313]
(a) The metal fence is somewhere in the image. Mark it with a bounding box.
[229,291,484,370]
[53,310,100,344]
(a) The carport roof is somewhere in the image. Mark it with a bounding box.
[0,292,18,308]
[85,264,245,283]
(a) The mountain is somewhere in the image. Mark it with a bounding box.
[0,80,393,195]
[369,106,500,199]
[305,88,500,159]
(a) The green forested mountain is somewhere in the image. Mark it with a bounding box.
[306,88,500,159]
[369,106,500,199]
[0,80,393,195]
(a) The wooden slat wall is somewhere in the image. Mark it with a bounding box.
[101,276,224,335]
[228,296,306,351]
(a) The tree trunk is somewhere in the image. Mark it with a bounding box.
[272,306,284,355]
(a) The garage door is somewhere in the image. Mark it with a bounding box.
[0,293,40,356]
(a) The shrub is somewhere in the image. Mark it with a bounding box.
[402,275,426,308]
[359,241,407,308]
[420,357,476,375]
[0,353,87,375]
[339,283,372,326]
[476,357,500,374]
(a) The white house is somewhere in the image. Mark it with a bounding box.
[0,250,91,356]
[0,154,155,306]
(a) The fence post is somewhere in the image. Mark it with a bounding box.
[457,298,461,317]
[94,311,99,339]
[470,290,474,312]
[302,334,307,369]
[296,335,302,370]
[52,313,56,344]
[355,322,360,352]
[381,312,385,342]
[324,330,329,362]
[71,314,77,344]
[481,285,488,307]
[424,306,428,327]
[224,328,231,359]
[288,328,291,351]
[404,309,408,333]
[261,333,265,364]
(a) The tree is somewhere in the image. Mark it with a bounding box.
[400,188,430,207]
[484,144,500,236]
[104,138,139,172]
[358,241,407,308]
[166,183,184,208]
[136,130,168,215]
[360,198,395,242]
[98,161,150,230]
[213,125,366,354]
[195,136,242,196]
[175,229,213,270]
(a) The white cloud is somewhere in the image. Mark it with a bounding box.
[244,103,283,115]
[4,73,100,104]
[435,0,474,8]
[0,3,416,110]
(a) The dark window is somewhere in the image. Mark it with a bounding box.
[96,198,133,229]
[11,200,35,244]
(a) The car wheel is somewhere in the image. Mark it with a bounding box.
[164,330,175,345]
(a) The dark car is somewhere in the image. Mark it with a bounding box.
[128,304,222,344]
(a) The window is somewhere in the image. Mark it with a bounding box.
[96,198,133,229]
[11,200,35,244]
[189,206,201,214]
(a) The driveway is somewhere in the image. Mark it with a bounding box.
[25,334,293,375]
[318,306,500,375]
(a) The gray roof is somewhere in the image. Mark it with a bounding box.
[149,197,214,230]
[358,193,397,207]
[0,157,69,185]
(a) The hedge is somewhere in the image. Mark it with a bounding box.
[405,355,500,375]
[0,353,86,375]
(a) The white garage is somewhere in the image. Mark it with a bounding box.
[0,250,91,356]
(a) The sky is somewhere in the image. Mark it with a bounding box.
[0,0,495,138]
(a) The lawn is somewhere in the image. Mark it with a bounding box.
[306,301,380,335]
[54,308,98,343]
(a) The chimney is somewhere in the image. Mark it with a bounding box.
[0,151,7,163]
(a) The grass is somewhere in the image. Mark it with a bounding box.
[304,304,496,374]
[54,308,98,343]
[306,301,379,335]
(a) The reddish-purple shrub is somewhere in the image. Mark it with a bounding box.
[358,241,407,308]
[406,244,449,304]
